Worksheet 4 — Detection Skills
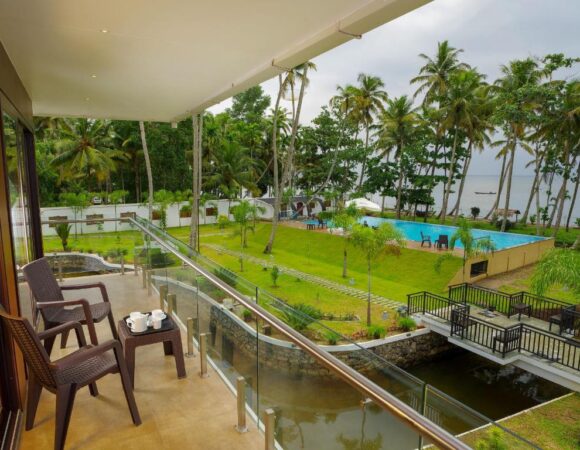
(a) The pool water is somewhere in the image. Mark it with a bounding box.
[357,216,549,250]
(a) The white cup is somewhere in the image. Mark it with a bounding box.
[151,309,164,319]
[127,313,148,332]
[152,318,162,330]
[129,311,143,320]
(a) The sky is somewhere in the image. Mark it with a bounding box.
[209,0,579,176]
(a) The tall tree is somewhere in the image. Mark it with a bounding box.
[139,121,153,221]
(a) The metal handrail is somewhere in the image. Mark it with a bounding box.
[126,217,470,449]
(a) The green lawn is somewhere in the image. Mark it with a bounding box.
[497,276,578,304]
[461,394,580,450]
[190,223,462,303]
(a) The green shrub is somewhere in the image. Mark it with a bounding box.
[217,215,230,229]
[180,204,192,218]
[398,316,417,332]
[213,266,238,288]
[470,206,480,220]
[494,218,513,231]
[271,265,280,286]
[318,211,333,221]
[367,325,386,339]
[529,214,536,225]
[282,303,322,331]
[242,308,253,322]
[324,330,340,345]
[475,429,508,450]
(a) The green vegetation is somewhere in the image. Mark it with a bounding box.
[397,316,417,332]
[530,248,580,297]
[462,394,580,450]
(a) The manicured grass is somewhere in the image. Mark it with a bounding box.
[203,247,395,338]
[498,279,578,304]
[379,211,579,247]
[191,223,462,303]
[461,393,580,450]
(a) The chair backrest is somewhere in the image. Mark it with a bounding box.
[439,235,449,244]
[22,257,64,305]
[420,231,425,239]
[0,309,56,388]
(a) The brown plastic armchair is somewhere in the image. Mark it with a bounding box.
[22,257,118,351]
[0,309,141,450]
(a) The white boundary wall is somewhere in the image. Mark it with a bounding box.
[40,199,275,236]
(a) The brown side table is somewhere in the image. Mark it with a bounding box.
[118,315,186,387]
[509,303,532,321]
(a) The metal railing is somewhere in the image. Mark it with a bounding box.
[127,217,469,449]
[412,292,580,371]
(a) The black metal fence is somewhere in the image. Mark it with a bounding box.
[408,292,580,371]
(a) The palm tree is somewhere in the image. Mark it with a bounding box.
[51,118,124,191]
[530,248,580,297]
[350,222,405,326]
[231,200,265,271]
[139,121,154,221]
[378,96,418,219]
[411,40,471,103]
[435,218,495,281]
[333,204,361,278]
[351,74,388,188]
[438,69,486,223]
[206,141,258,199]
[493,58,542,231]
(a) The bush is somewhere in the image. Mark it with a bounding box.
[282,303,322,331]
[271,265,280,286]
[213,266,238,288]
[470,206,480,220]
[494,218,513,231]
[180,204,192,218]
[318,211,333,221]
[529,214,536,225]
[324,330,340,345]
[398,316,417,332]
[475,429,508,450]
[242,308,252,322]
[367,325,386,339]
[217,215,230,229]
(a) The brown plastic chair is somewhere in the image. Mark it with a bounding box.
[0,309,141,450]
[22,257,118,350]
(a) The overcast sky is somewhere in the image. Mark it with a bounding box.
[209,0,579,176]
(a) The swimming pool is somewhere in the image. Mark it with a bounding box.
[358,216,549,250]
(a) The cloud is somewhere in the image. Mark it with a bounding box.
[209,0,579,175]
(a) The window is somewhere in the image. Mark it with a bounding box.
[470,260,488,277]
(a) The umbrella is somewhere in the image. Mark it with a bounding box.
[345,198,381,213]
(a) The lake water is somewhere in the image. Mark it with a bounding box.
[371,175,579,224]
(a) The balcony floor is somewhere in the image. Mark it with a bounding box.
[19,273,262,450]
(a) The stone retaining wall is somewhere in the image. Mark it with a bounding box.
[45,253,128,274]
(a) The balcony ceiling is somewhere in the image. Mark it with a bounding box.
[0,0,429,122]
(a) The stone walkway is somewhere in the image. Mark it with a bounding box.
[202,243,403,310]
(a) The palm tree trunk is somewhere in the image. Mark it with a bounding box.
[358,127,370,189]
[501,141,516,232]
[451,150,472,225]
[190,113,202,250]
[395,144,404,219]
[552,148,572,237]
[521,152,543,225]
[440,128,459,224]
[565,159,580,232]
[366,259,372,327]
[535,168,542,236]
[139,121,153,221]
[342,243,348,278]
[484,151,508,220]
[264,75,284,254]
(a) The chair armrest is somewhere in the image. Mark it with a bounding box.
[61,282,111,303]
[37,321,87,347]
[52,339,121,371]
[37,299,98,345]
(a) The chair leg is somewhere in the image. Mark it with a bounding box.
[113,346,142,426]
[55,384,77,450]
[88,382,99,397]
[60,329,70,349]
[25,375,43,431]
[44,334,56,356]
[108,311,119,340]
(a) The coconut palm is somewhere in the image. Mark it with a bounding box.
[377,95,418,219]
[139,121,154,221]
[206,141,258,199]
[51,118,124,190]
[350,222,405,326]
[411,40,471,103]
[438,69,487,223]
[530,248,580,297]
[350,74,388,188]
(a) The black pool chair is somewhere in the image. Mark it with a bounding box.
[420,232,432,248]
[435,235,449,250]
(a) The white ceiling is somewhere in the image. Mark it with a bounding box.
[0,0,429,122]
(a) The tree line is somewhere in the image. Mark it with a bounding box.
[34,41,579,252]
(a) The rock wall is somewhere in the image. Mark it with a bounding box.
[208,303,457,378]
[45,253,126,274]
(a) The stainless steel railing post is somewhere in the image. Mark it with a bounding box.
[235,377,248,433]
[199,333,209,378]
[186,317,195,357]
[147,270,152,296]
[142,264,147,288]
[264,408,275,450]
[57,257,63,282]
[159,284,168,311]
[134,256,138,276]
[120,254,125,275]
[167,293,176,315]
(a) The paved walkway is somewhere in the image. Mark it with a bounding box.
[202,243,403,310]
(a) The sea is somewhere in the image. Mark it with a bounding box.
[370,175,579,224]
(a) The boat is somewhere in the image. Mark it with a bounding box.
[475,191,496,195]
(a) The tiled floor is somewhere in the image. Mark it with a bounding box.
[19,273,262,450]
